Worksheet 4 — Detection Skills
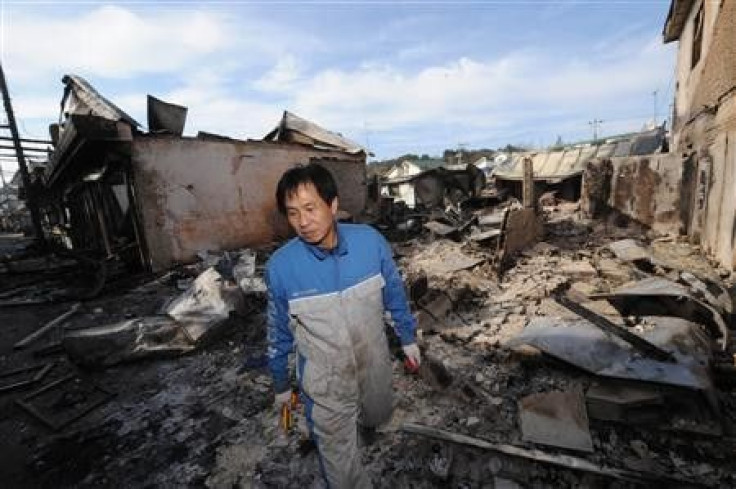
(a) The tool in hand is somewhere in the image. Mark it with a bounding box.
[279,390,300,433]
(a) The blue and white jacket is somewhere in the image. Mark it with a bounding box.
[265,222,416,394]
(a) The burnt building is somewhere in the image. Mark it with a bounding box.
[43,75,367,271]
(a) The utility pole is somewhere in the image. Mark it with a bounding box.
[0,62,45,243]
[588,119,603,143]
[362,120,371,155]
[457,142,467,165]
[652,89,659,127]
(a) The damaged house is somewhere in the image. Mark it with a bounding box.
[566,0,736,268]
[381,160,487,210]
[43,75,368,272]
[380,158,444,207]
[664,0,736,269]
[493,125,670,216]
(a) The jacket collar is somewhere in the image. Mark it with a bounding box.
[303,222,348,260]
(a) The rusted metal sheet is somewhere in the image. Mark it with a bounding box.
[147,95,187,136]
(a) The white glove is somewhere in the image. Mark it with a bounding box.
[274,389,292,406]
[402,343,421,367]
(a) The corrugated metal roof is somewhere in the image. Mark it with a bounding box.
[613,140,632,157]
[494,127,666,182]
[494,147,590,181]
[61,75,140,127]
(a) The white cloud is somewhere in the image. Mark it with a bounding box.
[157,71,282,138]
[2,5,230,80]
[0,4,675,160]
[253,55,303,93]
[13,94,61,120]
[272,35,674,146]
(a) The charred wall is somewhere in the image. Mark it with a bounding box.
[131,137,365,271]
[670,0,736,269]
[584,154,683,234]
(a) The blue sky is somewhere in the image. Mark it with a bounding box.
[1,0,675,174]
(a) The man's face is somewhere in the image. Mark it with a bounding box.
[284,182,338,249]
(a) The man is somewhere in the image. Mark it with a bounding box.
[266,163,420,488]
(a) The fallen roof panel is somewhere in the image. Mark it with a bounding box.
[508,317,712,391]
[590,277,730,349]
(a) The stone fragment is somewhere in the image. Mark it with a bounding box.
[466,417,480,427]
[560,260,598,280]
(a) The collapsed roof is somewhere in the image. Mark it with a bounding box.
[494,125,667,183]
[60,74,140,128]
[263,110,369,155]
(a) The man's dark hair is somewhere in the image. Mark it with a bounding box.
[276,163,338,215]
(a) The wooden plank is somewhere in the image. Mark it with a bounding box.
[14,303,81,349]
[401,423,701,486]
[522,157,534,208]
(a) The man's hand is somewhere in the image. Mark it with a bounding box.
[402,343,421,373]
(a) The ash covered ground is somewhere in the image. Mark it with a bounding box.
[1,204,736,488]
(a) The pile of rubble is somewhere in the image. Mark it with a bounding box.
[1,201,735,488]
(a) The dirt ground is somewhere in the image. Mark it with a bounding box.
[1,205,736,488]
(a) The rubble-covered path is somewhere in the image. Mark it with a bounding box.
[1,205,736,488]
